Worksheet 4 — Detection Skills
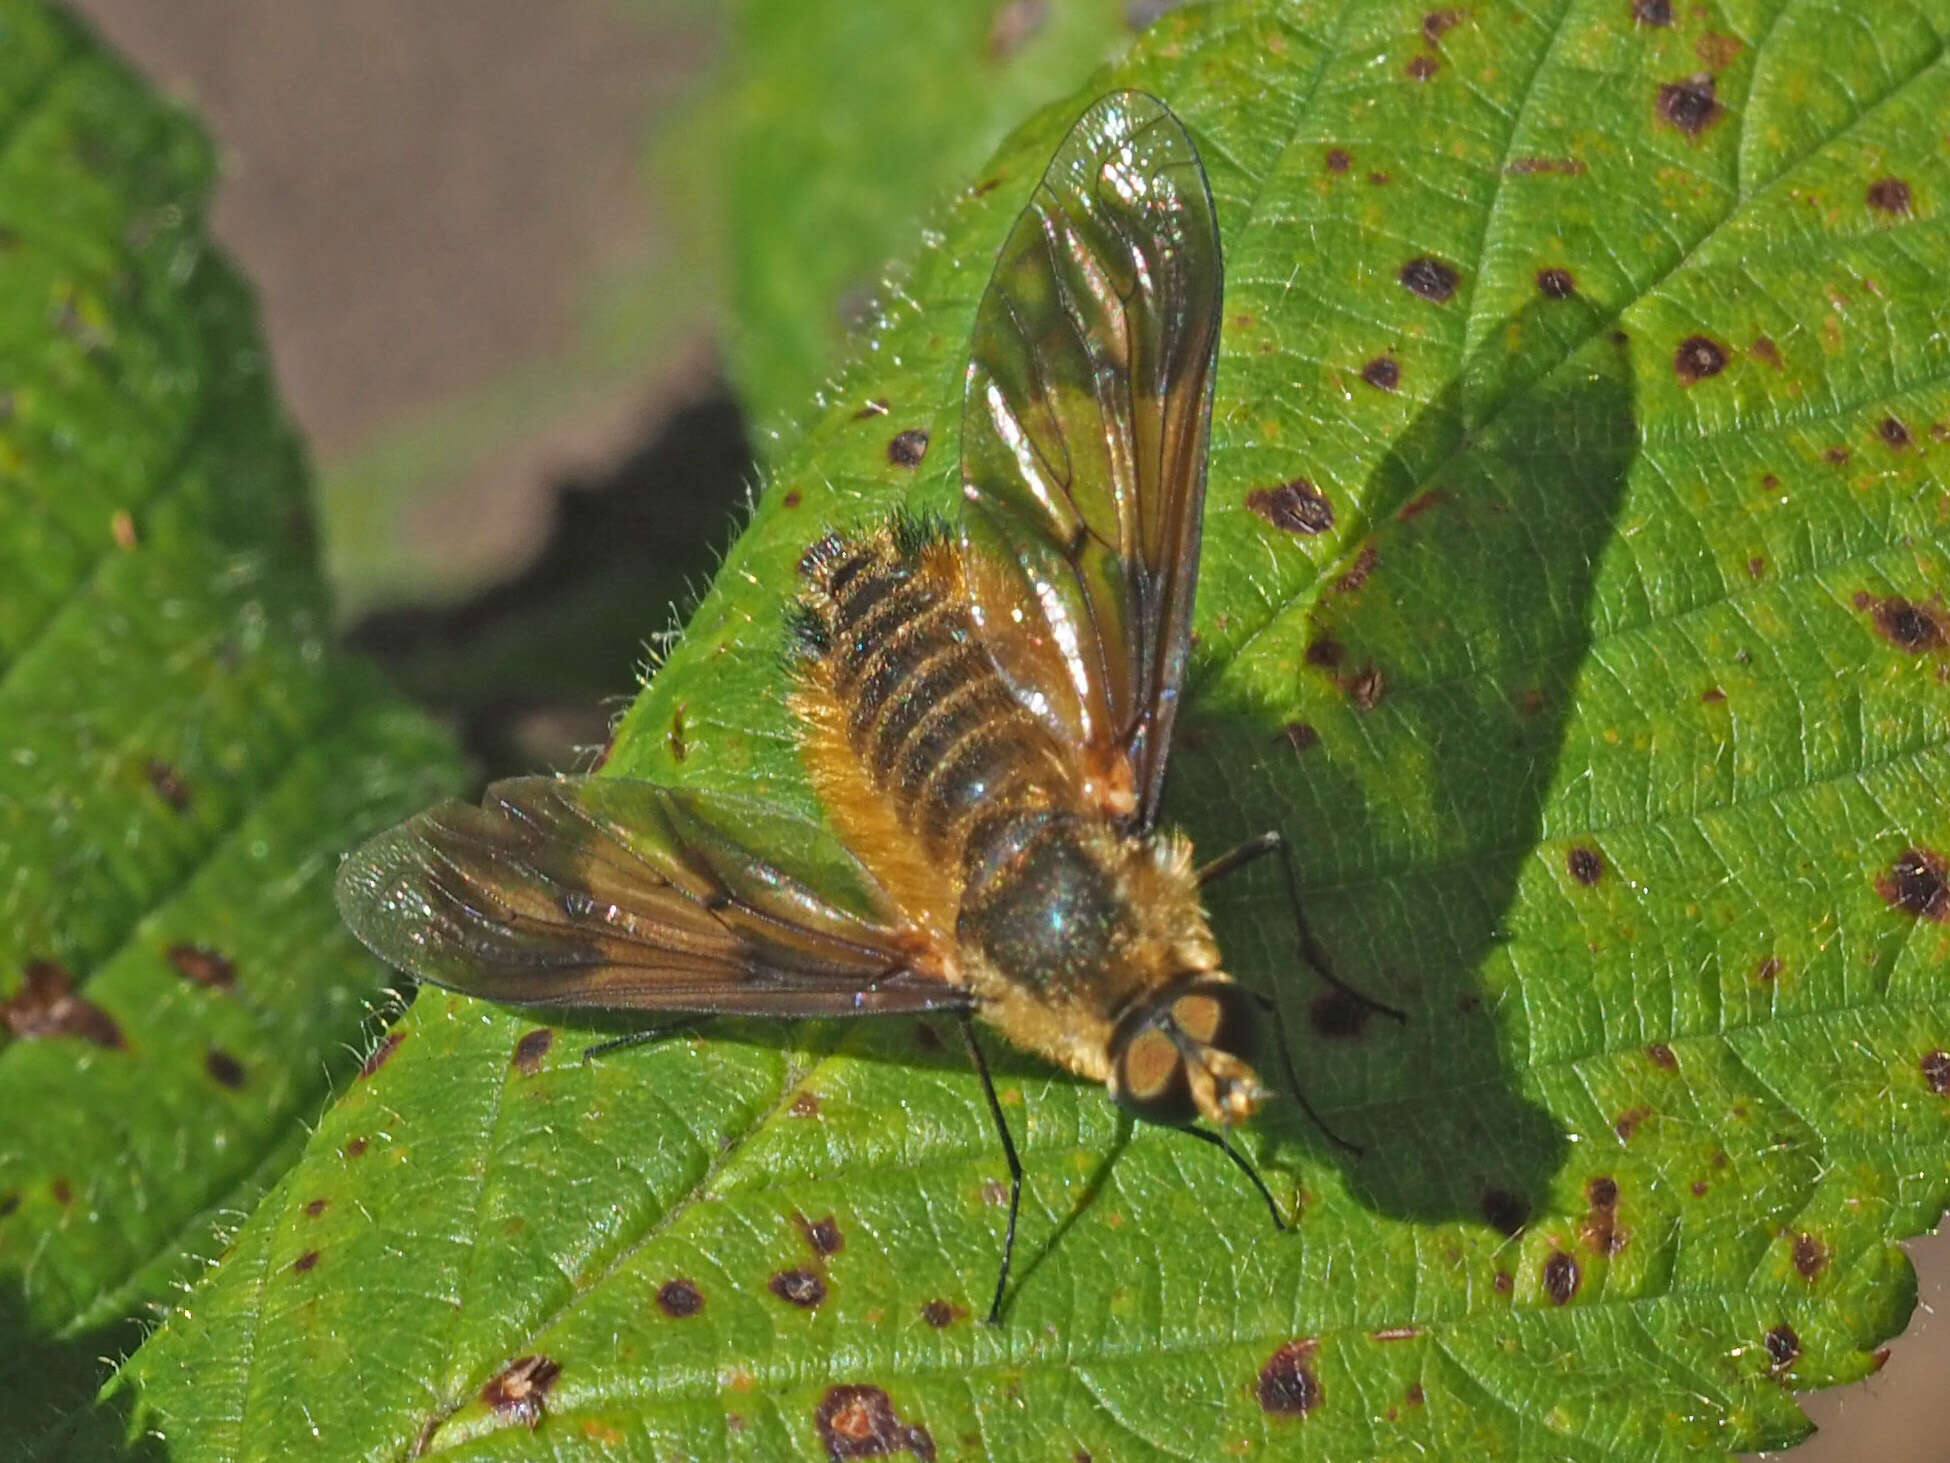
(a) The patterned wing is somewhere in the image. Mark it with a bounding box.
[959,90,1223,828]
[334,776,967,1018]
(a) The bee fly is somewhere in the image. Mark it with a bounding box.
[337,91,1388,1325]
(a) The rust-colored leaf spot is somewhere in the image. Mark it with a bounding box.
[292,1249,319,1274]
[1581,1177,1626,1255]
[790,1090,822,1117]
[145,758,191,811]
[921,1299,965,1328]
[667,705,688,762]
[854,399,890,420]
[1492,1269,1514,1293]
[1823,444,1851,465]
[1343,664,1386,710]
[1399,256,1460,302]
[1632,0,1672,24]
[343,1136,369,1159]
[304,1197,328,1217]
[1505,157,1586,176]
[1863,596,1947,653]
[783,488,802,509]
[1880,848,1950,920]
[1691,1179,1709,1197]
[1764,1323,1801,1372]
[1878,415,1913,449]
[1694,30,1743,69]
[1247,478,1334,535]
[205,1048,246,1089]
[1542,1251,1580,1304]
[1423,7,1462,41]
[1614,1105,1651,1142]
[1747,556,1766,580]
[1368,170,1391,186]
[51,1178,72,1206]
[512,1027,553,1075]
[1792,1232,1829,1280]
[1360,356,1400,391]
[359,1031,405,1080]
[1480,1187,1529,1237]
[1399,488,1451,521]
[1755,955,1783,983]
[1405,1381,1426,1406]
[110,509,137,550]
[1645,1043,1677,1070]
[1310,988,1372,1040]
[1305,636,1346,670]
[166,943,235,991]
[1750,336,1782,368]
[771,1268,827,1308]
[482,1355,561,1430]
[1280,722,1320,753]
[1335,544,1380,593]
[1657,74,1722,135]
[1866,177,1912,216]
[796,1213,845,1257]
[656,1278,705,1318]
[815,1385,936,1461]
[1256,1339,1321,1416]
[1536,267,1575,298]
[887,429,930,467]
[1325,147,1351,173]
[1405,53,1439,80]
[1922,1050,1950,1096]
[2,960,125,1049]
[1700,686,1726,704]
[1567,846,1604,885]
[1673,334,1728,383]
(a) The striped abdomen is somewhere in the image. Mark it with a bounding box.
[795,526,1073,860]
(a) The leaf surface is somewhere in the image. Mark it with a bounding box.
[117,2,1950,1459]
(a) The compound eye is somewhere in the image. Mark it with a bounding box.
[1112,1022,1197,1125]
[1170,981,1261,1063]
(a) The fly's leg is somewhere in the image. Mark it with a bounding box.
[580,1017,708,1064]
[1179,1124,1285,1229]
[961,1015,1022,1326]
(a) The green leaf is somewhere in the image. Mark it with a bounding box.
[725,0,1142,453]
[0,0,463,1445]
[115,0,1950,1457]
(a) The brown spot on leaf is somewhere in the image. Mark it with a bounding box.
[1343,664,1386,710]
[343,1136,369,1159]
[1614,1106,1650,1141]
[668,705,688,762]
[1256,1339,1321,1415]
[790,1090,822,1117]
[1405,53,1439,80]
[1747,556,1766,580]
[1879,849,1950,920]
[783,489,802,508]
[921,1299,964,1328]
[1673,334,1728,383]
[1657,74,1722,136]
[986,0,1047,57]
[166,944,235,991]
[1581,1176,1626,1254]
[1247,478,1334,535]
[3,961,125,1048]
[482,1355,561,1430]
[110,509,137,550]
[1755,955,1783,983]
[1492,1269,1514,1293]
[1399,256,1460,302]
[1922,1049,1950,1095]
[1325,147,1351,173]
[1567,846,1604,885]
[1631,0,1672,24]
[1360,356,1400,391]
[1866,177,1912,217]
[887,429,930,467]
[1505,157,1586,176]
[1542,1251,1580,1304]
[1646,1043,1677,1070]
[1701,686,1725,704]
[1536,267,1575,298]
[1,1192,23,1218]
[797,1213,845,1256]
[512,1028,553,1076]
[145,759,190,811]
[1480,1187,1529,1237]
[771,1269,827,1308]
[1694,31,1743,69]
[1400,488,1451,521]
[1368,170,1391,186]
[1422,7,1462,41]
[1310,988,1372,1039]
[1765,1324,1801,1372]
[1823,444,1851,465]
[1691,1179,1709,1197]
[292,1249,319,1274]
[51,1178,72,1206]
[1750,336,1782,368]
[205,1049,246,1089]
[1335,544,1379,592]
[359,1031,404,1080]
[1864,594,1948,652]
[1280,721,1320,753]
[1878,415,1913,449]
[304,1198,328,1217]
[657,1278,705,1318]
[815,1385,936,1461]
[1305,636,1345,670]
[1792,1232,1828,1280]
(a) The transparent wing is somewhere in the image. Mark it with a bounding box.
[334,776,967,1018]
[960,90,1222,828]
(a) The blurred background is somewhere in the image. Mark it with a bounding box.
[62,4,1945,1458]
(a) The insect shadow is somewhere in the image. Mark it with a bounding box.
[1165,287,1639,1228]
